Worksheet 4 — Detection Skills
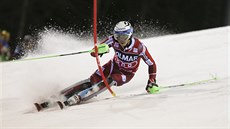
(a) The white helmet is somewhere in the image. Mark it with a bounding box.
[113,21,133,41]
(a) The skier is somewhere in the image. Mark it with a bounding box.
[35,21,159,111]
[61,21,159,106]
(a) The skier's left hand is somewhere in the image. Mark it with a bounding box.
[146,79,160,94]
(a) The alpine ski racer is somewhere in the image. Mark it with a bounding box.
[34,21,160,111]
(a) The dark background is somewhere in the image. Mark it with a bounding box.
[0,0,229,49]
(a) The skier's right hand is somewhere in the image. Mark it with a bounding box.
[91,43,109,57]
[91,52,107,57]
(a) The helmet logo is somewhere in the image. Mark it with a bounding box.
[124,21,130,27]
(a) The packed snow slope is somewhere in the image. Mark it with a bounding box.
[0,26,229,129]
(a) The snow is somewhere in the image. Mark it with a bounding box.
[0,26,229,129]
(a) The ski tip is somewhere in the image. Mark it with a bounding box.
[34,103,42,112]
[56,101,64,110]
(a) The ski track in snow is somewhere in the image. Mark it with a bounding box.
[0,26,229,129]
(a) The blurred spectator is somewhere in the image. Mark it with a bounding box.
[13,35,37,59]
[0,29,11,61]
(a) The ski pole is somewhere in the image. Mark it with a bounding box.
[161,76,217,89]
[9,44,109,62]
[19,50,93,61]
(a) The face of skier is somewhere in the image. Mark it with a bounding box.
[115,34,130,47]
[114,29,132,47]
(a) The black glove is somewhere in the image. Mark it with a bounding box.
[146,79,159,93]
[98,53,105,57]
[91,52,107,57]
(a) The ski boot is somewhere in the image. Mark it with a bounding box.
[64,94,81,106]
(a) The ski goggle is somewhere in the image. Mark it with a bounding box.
[114,29,132,40]
[114,34,129,41]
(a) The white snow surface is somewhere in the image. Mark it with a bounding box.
[0,26,229,129]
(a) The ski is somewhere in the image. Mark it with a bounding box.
[33,76,217,112]
[34,101,65,112]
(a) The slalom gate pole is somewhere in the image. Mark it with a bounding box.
[93,0,116,96]
[161,76,218,89]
